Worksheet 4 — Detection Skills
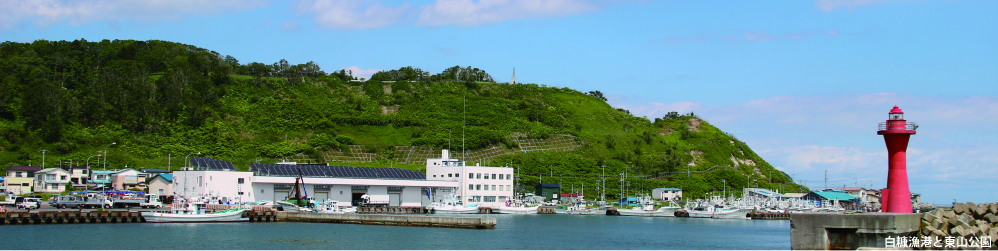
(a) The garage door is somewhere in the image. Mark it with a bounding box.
[314,192,329,202]
[389,193,401,207]
[275,191,290,202]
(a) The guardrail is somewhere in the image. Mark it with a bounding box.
[878,121,917,131]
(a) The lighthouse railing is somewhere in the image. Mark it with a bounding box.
[878,122,917,131]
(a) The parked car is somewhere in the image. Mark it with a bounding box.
[51,195,85,209]
[16,197,41,209]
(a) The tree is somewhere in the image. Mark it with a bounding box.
[587,90,607,102]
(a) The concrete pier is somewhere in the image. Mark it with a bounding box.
[790,212,920,250]
[278,212,496,229]
[1,211,145,224]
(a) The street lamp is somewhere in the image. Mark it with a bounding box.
[101,142,116,208]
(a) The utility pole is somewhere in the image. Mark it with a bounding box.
[601,165,606,203]
[40,150,48,168]
[824,170,828,190]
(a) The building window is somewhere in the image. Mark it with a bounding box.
[470,196,481,202]
[474,173,479,179]
[447,174,452,177]
[61,175,67,180]
[498,174,503,180]
[469,184,474,190]
[484,173,489,179]
[238,192,244,195]
[82,170,88,174]
[16,171,22,177]
[484,196,496,202]
[238,178,245,184]
[507,185,511,191]
[492,174,496,179]
[492,185,496,191]
[455,173,459,178]
[22,183,29,186]
[499,196,507,202]
[506,174,511,180]
[476,184,481,190]
[47,174,56,180]
[433,175,436,177]
[498,185,503,191]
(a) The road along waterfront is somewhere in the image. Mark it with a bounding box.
[1,214,789,250]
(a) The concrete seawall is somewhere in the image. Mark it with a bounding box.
[790,213,920,250]
[277,212,496,229]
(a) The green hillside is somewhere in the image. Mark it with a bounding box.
[0,39,807,200]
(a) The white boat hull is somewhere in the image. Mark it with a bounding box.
[710,209,751,219]
[142,209,248,223]
[652,207,681,217]
[432,207,480,214]
[496,206,539,214]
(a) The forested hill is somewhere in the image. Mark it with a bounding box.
[0,39,806,199]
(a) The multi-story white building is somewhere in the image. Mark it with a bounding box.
[425,150,514,208]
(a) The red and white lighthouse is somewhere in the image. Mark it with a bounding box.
[877,106,917,213]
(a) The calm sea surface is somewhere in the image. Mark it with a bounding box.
[3,214,789,250]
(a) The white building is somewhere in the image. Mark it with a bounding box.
[172,170,254,204]
[33,168,71,193]
[425,150,514,208]
[171,157,460,207]
[652,188,683,201]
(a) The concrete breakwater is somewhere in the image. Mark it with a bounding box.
[920,202,998,247]
[277,212,496,229]
[790,202,998,250]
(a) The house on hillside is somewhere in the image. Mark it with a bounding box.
[147,174,173,197]
[33,168,71,193]
[652,188,682,201]
[58,165,89,189]
[111,169,148,190]
[5,166,42,195]
[89,170,115,189]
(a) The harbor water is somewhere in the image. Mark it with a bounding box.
[3,214,789,250]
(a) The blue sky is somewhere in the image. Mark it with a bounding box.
[2,0,996,204]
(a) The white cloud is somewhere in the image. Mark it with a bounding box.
[416,0,600,27]
[814,0,895,12]
[295,0,410,30]
[295,0,600,29]
[0,0,266,30]
[611,93,998,203]
[341,66,382,79]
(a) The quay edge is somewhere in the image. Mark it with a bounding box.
[276,212,496,229]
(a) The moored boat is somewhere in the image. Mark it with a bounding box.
[142,206,248,223]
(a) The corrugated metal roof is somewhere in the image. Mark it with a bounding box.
[813,191,856,201]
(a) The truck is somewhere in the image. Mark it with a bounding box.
[51,195,86,209]
[81,194,112,209]
[112,194,145,208]
[16,197,40,209]
[140,194,163,209]
[0,193,17,206]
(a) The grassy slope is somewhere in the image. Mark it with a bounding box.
[0,74,807,200]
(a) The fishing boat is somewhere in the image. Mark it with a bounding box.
[496,197,539,214]
[141,203,248,223]
[431,203,480,214]
[563,203,599,215]
[429,194,479,214]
